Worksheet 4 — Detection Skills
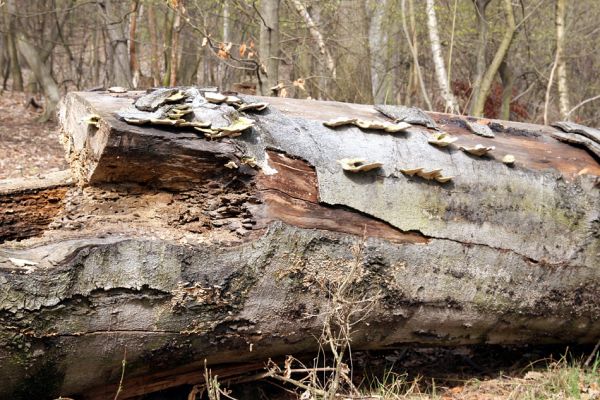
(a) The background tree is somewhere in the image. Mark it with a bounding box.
[0,0,599,125]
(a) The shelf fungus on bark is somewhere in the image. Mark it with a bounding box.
[323,117,410,133]
[400,167,453,183]
[237,102,269,112]
[240,156,258,168]
[108,86,128,94]
[459,144,495,157]
[465,119,495,138]
[323,117,357,128]
[205,92,228,104]
[225,95,243,106]
[165,91,187,103]
[337,158,383,172]
[428,132,457,147]
[502,154,516,165]
[224,161,238,169]
[83,114,101,128]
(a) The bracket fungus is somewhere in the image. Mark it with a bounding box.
[459,144,495,157]
[428,132,457,147]
[323,117,410,133]
[224,161,238,169]
[108,86,127,94]
[502,154,516,165]
[83,114,101,128]
[240,156,258,168]
[323,117,357,128]
[400,167,453,183]
[237,102,269,112]
[205,92,228,104]
[337,158,383,172]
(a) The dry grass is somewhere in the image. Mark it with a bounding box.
[363,354,600,400]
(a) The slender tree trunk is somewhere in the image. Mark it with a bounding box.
[425,0,460,114]
[555,0,570,120]
[169,1,183,86]
[499,60,514,120]
[368,0,388,104]
[289,0,336,98]
[258,0,280,95]
[97,0,132,87]
[469,0,491,114]
[128,0,141,88]
[147,4,161,86]
[471,0,516,117]
[401,0,431,110]
[3,0,24,91]
[15,36,60,122]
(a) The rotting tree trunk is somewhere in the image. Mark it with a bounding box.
[1,90,600,399]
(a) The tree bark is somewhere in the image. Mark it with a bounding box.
[555,0,571,120]
[258,0,281,95]
[147,4,161,86]
[425,0,460,114]
[499,60,514,120]
[1,91,599,398]
[128,0,141,88]
[169,0,183,86]
[3,0,24,91]
[289,0,336,98]
[97,0,132,87]
[469,0,492,115]
[15,35,61,122]
[470,0,516,117]
[401,0,432,110]
[368,0,388,104]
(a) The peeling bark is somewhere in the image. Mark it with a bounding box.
[0,91,598,398]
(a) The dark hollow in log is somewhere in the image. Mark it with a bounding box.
[0,90,598,399]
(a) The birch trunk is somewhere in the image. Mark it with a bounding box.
[555,0,571,120]
[425,0,460,114]
[470,0,516,117]
[289,0,336,98]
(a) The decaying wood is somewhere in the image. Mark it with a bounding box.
[0,89,599,399]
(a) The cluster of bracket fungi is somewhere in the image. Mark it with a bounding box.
[115,87,268,140]
[324,106,517,184]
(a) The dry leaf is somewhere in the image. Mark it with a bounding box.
[201,37,208,47]
[293,78,306,91]
[239,43,247,57]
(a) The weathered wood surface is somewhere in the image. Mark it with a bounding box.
[0,90,599,399]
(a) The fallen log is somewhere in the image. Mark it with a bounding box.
[0,89,599,399]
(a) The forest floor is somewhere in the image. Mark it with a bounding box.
[0,91,598,400]
[0,91,67,179]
